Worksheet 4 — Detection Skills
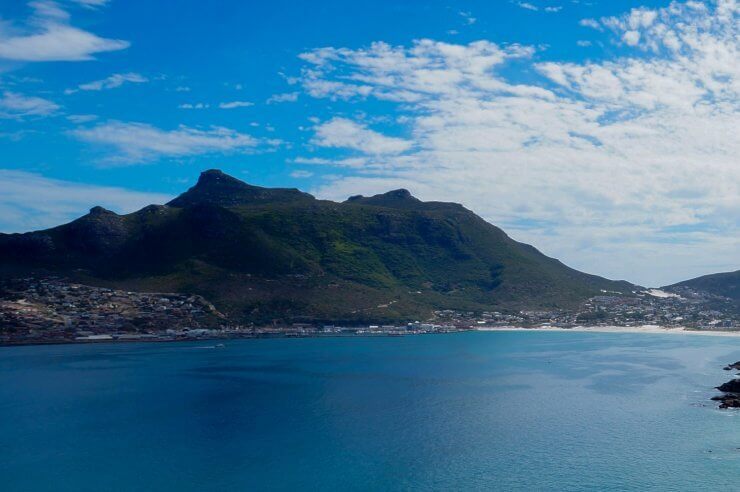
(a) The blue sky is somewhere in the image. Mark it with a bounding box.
[0,0,738,286]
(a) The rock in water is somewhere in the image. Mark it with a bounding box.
[712,363,740,408]
[716,379,740,393]
[711,394,740,409]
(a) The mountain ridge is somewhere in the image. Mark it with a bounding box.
[664,270,740,302]
[0,169,638,323]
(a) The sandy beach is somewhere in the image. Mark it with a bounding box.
[476,325,740,337]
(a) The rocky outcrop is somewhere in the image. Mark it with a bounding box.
[167,169,313,208]
[716,379,740,393]
[711,394,740,409]
[713,363,740,408]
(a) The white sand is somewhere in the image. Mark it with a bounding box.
[644,289,682,299]
[476,325,740,337]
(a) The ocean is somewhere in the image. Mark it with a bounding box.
[2,331,739,491]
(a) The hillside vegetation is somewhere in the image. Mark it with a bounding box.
[665,270,740,303]
[0,170,636,323]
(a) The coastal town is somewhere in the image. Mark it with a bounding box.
[1,276,738,345]
[0,277,226,344]
[435,287,740,331]
[0,277,469,345]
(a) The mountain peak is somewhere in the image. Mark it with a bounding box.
[89,206,116,215]
[195,169,249,188]
[345,188,422,208]
[167,169,314,208]
[385,189,413,199]
[201,168,228,177]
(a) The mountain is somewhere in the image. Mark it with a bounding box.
[664,270,740,303]
[167,169,314,208]
[0,169,636,324]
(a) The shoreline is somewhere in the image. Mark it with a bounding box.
[476,325,740,337]
[0,330,462,348]
[4,325,740,348]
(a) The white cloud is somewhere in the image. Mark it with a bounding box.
[72,0,110,8]
[459,11,477,24]
[312,117,412,155]
[576,40,592,47]
[296,0,740,286]
[0,169,170,233]
[178,100,253,110]
[0,91,59,118]
[514,2,562,12]
[66,113,97,123]
[0,1,129,62]
[70,121,267,164]
[266,92,299,104]
[579,18,602,30]
[218,100,253,109]
[299,39,542,102]
[622,30,641,46]
[69,72,147,93]
[290,170,314,178]
[178,102,209,109]
[294,156,368,168]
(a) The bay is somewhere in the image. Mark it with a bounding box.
[2,331,739,491]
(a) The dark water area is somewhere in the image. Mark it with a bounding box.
[2,331,739,491]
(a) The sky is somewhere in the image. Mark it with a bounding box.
[0,0,737,287]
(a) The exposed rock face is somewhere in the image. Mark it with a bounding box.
[711,394,740,409]
[713,364,740,409]
[716,379,740,393]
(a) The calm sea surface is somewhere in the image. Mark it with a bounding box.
[2,331,740,491]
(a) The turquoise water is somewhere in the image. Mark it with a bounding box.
[2,331,740,491]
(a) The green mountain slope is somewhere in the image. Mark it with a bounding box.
[0,169,636,323]
[664,270,740,302]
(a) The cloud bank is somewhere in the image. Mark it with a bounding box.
[71,121,270,164]
[0,1,129,62]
